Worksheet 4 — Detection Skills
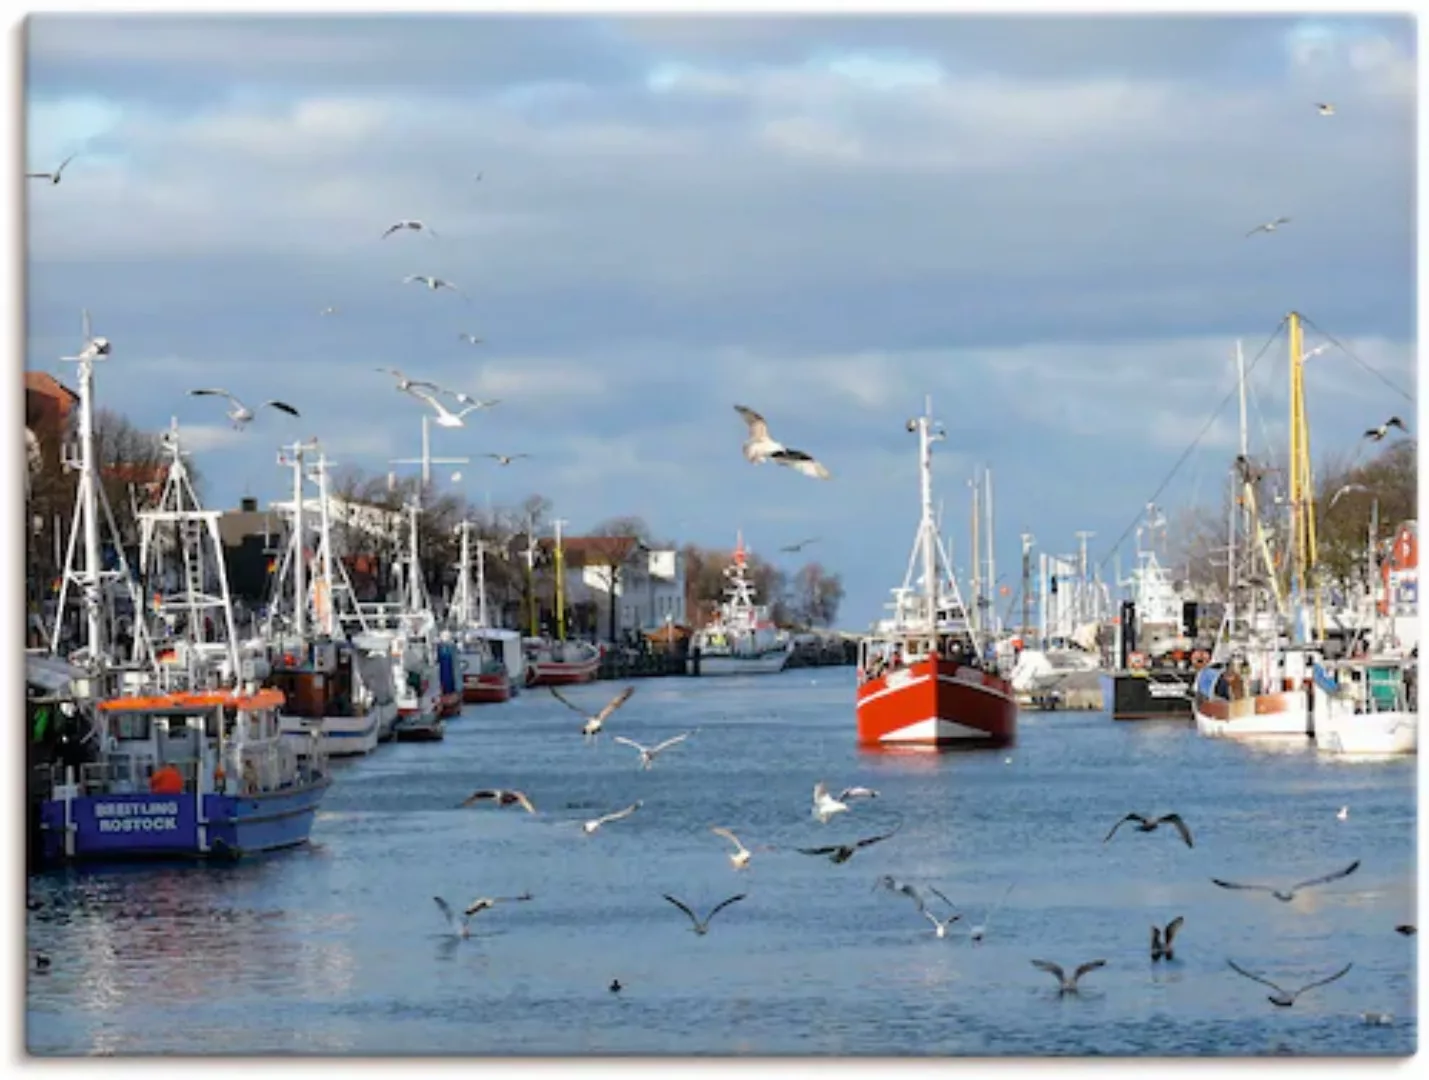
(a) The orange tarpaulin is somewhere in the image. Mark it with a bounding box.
[149,765,183,795]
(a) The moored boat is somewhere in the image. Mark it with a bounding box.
[270,638,384,758]
[1192,643,1316,740]
[1311,656,1418,756]
[524,637,600,687]
[37,685,330,863]
[449,522,515,705]
[689,533,794,676]
[855,399,1017,749]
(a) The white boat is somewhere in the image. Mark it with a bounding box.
[389,501,444,741]
[690,533,794,676]
[448,523,516,705]
[1193,642,1316,740]
[1312,657,1417,756]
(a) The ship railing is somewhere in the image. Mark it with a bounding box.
[227,735,316,793]
[65,755,203,796]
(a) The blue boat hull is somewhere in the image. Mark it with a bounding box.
[39,779,330,864]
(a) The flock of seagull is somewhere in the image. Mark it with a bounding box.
[420,684,1405,1020]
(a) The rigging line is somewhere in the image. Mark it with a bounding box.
[1298,313,1416,405]
[1093,316,1289,578]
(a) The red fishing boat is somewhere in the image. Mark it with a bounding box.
[855,399,1018,749]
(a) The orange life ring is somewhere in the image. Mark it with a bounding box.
[1191,649,1210,670]
[1128,651,1148,671]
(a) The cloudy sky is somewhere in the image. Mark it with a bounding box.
[23,11,1417,629]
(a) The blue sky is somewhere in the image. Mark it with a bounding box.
[23,13,1418,629]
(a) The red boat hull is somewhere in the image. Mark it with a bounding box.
[463,673,512,704]
[856,655,1017,748]
[437,690,463,719]
[525,659,599,688]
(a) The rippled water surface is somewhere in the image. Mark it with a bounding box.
[26,669,1418,1056]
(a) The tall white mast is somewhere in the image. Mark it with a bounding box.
[984,467,995,634]
[917,397,940,631]
[476,537,489,628]
[968,470,982,635]
[407,500,424,614]
[288,439,307,638]
[314,450,336,636]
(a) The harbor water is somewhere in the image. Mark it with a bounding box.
[26,669,1416,1056]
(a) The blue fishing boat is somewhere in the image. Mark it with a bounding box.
[37,685,330,864]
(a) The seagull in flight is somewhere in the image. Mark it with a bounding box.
[1104,812,1194,848]
[1364,416,1408,442]
[382,219,437,239]
[812,782,849,823]
[433,893,533,938]
[873,874,928,912]
[458,333,484,346]
[612,731,695,770]
[444,389,500,411]
[918,886,962,938]
[188,390,299,430]
[968,882,1016,944]
[403,274,466,298]
[1151,916,1185,961]
[710,827,754,870]
[376,367,440,394]
[456,788,536,814]
[1246,217,1292,237]
[733,404,831,479]
[582,800,642,835]
[319,306,339,316]
[26,153,78,185]
[1329,484,1371,509]
[1317,102,1336,116]
[1227,960,1353,1007]
[1031,959,1106,996]
[548,684,634,738]
[483,453,530,467]
[1211,859,1360,902]
[780,537,821,553]
[838,786,879,801]
[1395,924,1416,936]
[796,821,901,865]
[399,384,488,428]
[662,893,747,936]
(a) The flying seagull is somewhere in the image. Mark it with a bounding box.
[919,887,962,938]
[443,389,500,410]
[1329,484,1371,509]
[969,882,1017,944]
[612,731,695,770]
[376,367,440,394]
[733,404,831,479]
[1395,924,1416,936]
[483,453,530,467]
[780,537,821,553]
[812,782,849,823]
[1031,959,1107,996]
[583,800,642,835]
[1104,812,1194,848]
[188,389,299,430]
[1226,959,1353,1007]
[382,219,437,239]
[1211,859,1361,902]
[458,333,484,346]
[399,384,488,428]
[1246,217,1292,237]
[1317,102,1335,116]
[320,306,339,316]
[1364,417,1408,442]
[1151,916,1184,962]
[838,786,879,801]
[26,153,78,185]
[548,684,635,738]
[403,274,466,298]
[662,893,747,936]
[711,827,754,870]
[796,821,902,865]
[464,891,534,917]
[456,788,536,814]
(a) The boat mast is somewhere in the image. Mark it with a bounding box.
[315,450,336,636]
[524,517,538,637]
[476,537,489,629]
[969,470,981,635]
[554,517,568,641]
[984,468,995,635]
[455,521,472,626]
[917,398,940,633]
[406,500,424,615]
[1019,531,1034,641]
[1286,311,1321,642]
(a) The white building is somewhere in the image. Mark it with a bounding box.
[549,537,686,640]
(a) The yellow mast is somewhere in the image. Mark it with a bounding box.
[1286,311,1322,640]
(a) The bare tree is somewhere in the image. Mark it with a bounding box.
[790,562,846,628]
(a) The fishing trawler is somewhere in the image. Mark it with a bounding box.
[689,533,794,676]
[855,400,1017,748]
[389,501,445,741]
[449,522,514,704]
